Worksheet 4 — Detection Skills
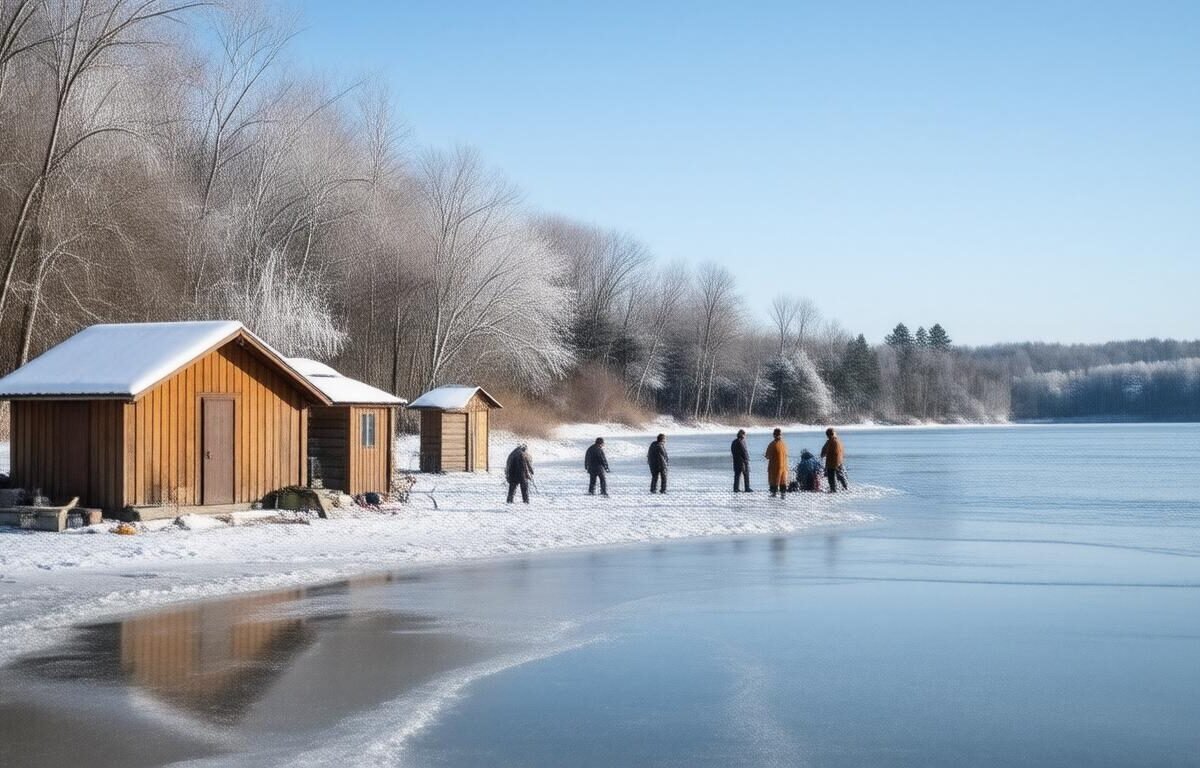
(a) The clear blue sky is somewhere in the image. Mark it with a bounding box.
[292,0,1198,346]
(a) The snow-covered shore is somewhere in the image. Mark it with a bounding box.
[0,427,897,667]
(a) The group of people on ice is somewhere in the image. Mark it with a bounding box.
[503,428,849,503]
[755,427,849,497]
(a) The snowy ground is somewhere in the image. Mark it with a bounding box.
[0,427,894,667]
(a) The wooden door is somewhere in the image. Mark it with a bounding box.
[473,411,489,472]
[441,413,468,471]
[57,402,90,503]
[202,398,235,505]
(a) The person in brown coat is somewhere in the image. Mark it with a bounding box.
[764,428,789,498]
[820,427,849,492]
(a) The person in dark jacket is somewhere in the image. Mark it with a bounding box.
[795,449,824,492]
[505,444,533,503]
[731,429,752,492]
[647,433,669,493]
[819,428,849,492]
[584,437,610,496]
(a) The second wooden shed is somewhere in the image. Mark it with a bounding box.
[289,358,406,495]
[406,385,503,473]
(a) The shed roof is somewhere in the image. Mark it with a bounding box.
[0,321,330,403]
[406,385,503,411]
[288,358,406,406]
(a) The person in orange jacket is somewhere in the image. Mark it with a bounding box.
[820,427,849,493]
[764,428,789,498]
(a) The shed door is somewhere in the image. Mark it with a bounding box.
[202,398,235,505]
[473,411,489,472]
[442,412,468,472]
[57,402,90,502]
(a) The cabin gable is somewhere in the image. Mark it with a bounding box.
[126,339,311,507]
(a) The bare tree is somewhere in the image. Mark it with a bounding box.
[631,261,689,404]
[0,0,203,359]
[688,263,741,418]
[0,0,52,110]
[412,147,574,392]
[540,216,650,364]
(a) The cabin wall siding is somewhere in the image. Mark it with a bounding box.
[419,411,442,472]
[308,406,348,491]
[9,399,125,510]
[129,341,307,506]
[348,406,390,495]
[439,412,468,472]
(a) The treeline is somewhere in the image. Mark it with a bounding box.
[0,2,1190,429]
[1012,359,1200,421]
[968,340,1200,376]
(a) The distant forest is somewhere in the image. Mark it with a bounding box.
[0,1,1195,430]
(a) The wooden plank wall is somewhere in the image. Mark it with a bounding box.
[473,410,489,471]
[9,399,124,510]
[439,412,468,472]
[129,341,308,506]
[308,406,348,491]
[419,410,442,472]
[467,393,491,472]
[348,406,390,494]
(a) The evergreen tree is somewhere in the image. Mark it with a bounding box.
[885,322,918,415]
[915,326,929,347]
[834,334,881,415]
[884,323,913,351]
[928,323,952,351]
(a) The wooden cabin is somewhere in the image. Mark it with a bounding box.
[288,358,406,495]
[0,322,331,515]
[406,385,503,473]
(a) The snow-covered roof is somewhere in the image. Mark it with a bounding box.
[0,321,328,402]
[406,385,503,411]
[288,358,406,406]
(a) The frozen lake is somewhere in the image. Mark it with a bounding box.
[2,424,1199,767]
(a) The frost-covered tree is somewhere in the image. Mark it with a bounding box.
[214,249,346,357]
[410,147,574,393]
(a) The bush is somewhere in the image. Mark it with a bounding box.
[558,364,650,426]
[487,365,651,438]
[488,388,561,439]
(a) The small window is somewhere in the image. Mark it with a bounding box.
[361,412,376,448]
